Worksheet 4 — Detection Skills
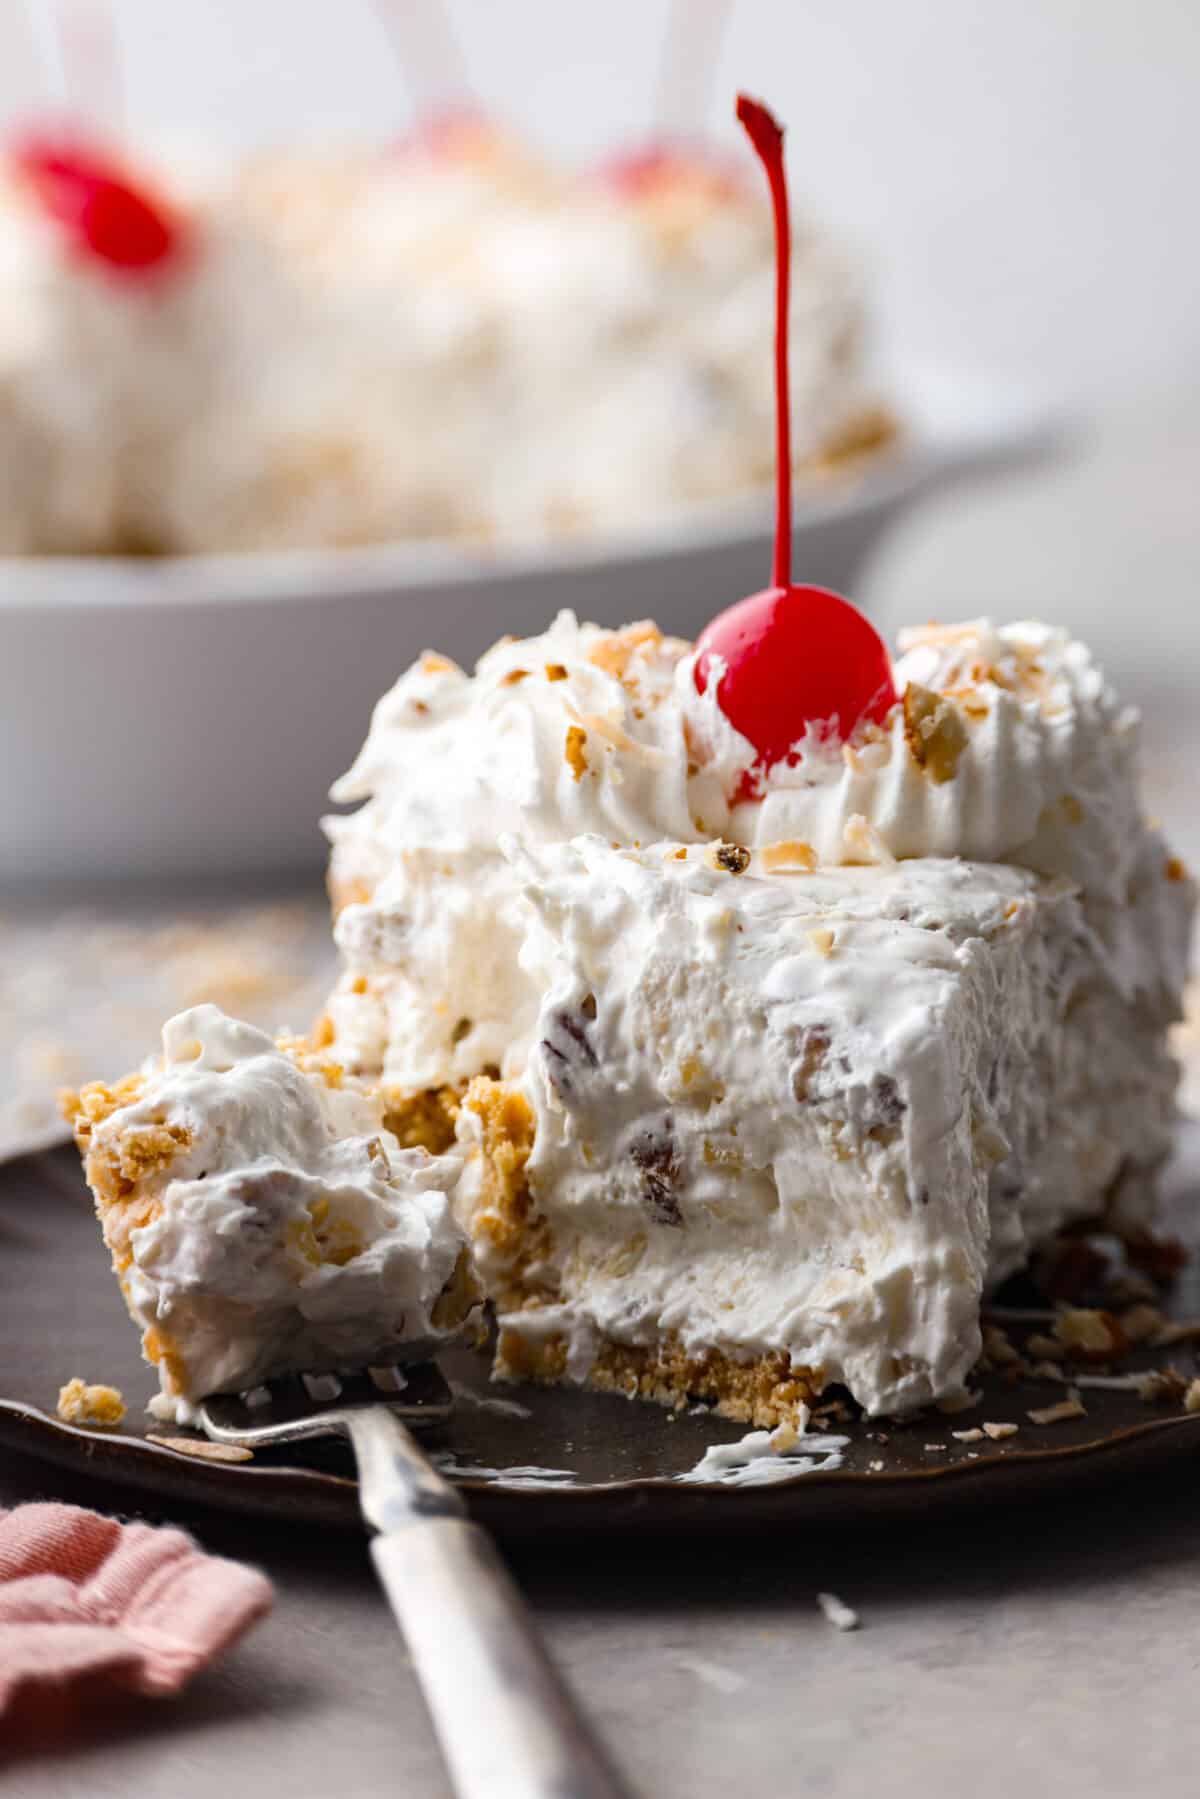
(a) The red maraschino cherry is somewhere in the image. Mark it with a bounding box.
[12,135,184,275]
[598,140,742,204]
[694,96,895,793]
[393,105,497,164]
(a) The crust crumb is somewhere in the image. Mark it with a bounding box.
[56,1379,126,1429]
[382,1083,463,1154]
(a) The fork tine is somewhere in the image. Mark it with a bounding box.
[199,1358,455,1448]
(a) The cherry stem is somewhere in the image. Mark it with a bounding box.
[736,93,791,592]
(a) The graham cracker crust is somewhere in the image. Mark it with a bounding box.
[382,1084,463,1155]
[494,1325,822,1430]
[464,1076,822,1427]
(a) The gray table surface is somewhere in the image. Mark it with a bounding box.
[6,412,1200,1798]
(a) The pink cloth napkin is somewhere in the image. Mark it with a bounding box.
[0,1503,273,1723]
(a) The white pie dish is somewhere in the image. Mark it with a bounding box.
[0,364,1061,884]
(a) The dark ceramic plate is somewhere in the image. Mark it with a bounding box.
[4,1141,1200,1535]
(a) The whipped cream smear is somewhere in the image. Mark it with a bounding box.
[84,612,1193,1420]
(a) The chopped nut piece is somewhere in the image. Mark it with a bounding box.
[56,1379,126,1429]
[564,726,588,781]
[544,662,568,682]
[936,1388,981,1415]
[147,1436,254,1463]
[902,683,969,783]
[982,1325,1021,1366]
[951,1428,985,1443]
[1123,1229,1188,1284]
[1052,1307,1126,1361]
[1137,1366,1189,1404]
[759,840,818,874]
[1027,1396,1087,1425]
[982,1421,1019,1441]
[707,842,751,876]
[1184,1379,1200,1414]
[1118,1304,1164,1345]
[807,927,836,958]
[1152,1318,1200,1348]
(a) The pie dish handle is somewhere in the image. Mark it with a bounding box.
[351,1407,633,1799]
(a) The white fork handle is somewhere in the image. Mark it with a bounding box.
[349,1408,633,1799]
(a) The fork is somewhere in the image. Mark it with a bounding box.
[201,1362,632,1799]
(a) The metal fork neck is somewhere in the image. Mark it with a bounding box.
[344,1407,467,1532]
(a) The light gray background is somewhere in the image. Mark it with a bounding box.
[5,0,1199,412]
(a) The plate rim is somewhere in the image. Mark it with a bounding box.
[5,1393,1198,1531]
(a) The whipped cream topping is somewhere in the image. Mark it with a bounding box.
[678,620,1145,901]
[324,612,730,1086]
[83,1004,466,1420]
[462,837,1180,1415]
[329,611,723,857]
[325,611,1191,1093]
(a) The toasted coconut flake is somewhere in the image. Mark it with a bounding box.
[982,1421,1019,1441]
[147,1436,254,1463]
[759,840,818,874]
[1027,1395,1086,1426]
[816,1591,860,1632]
[842,814,895,866]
